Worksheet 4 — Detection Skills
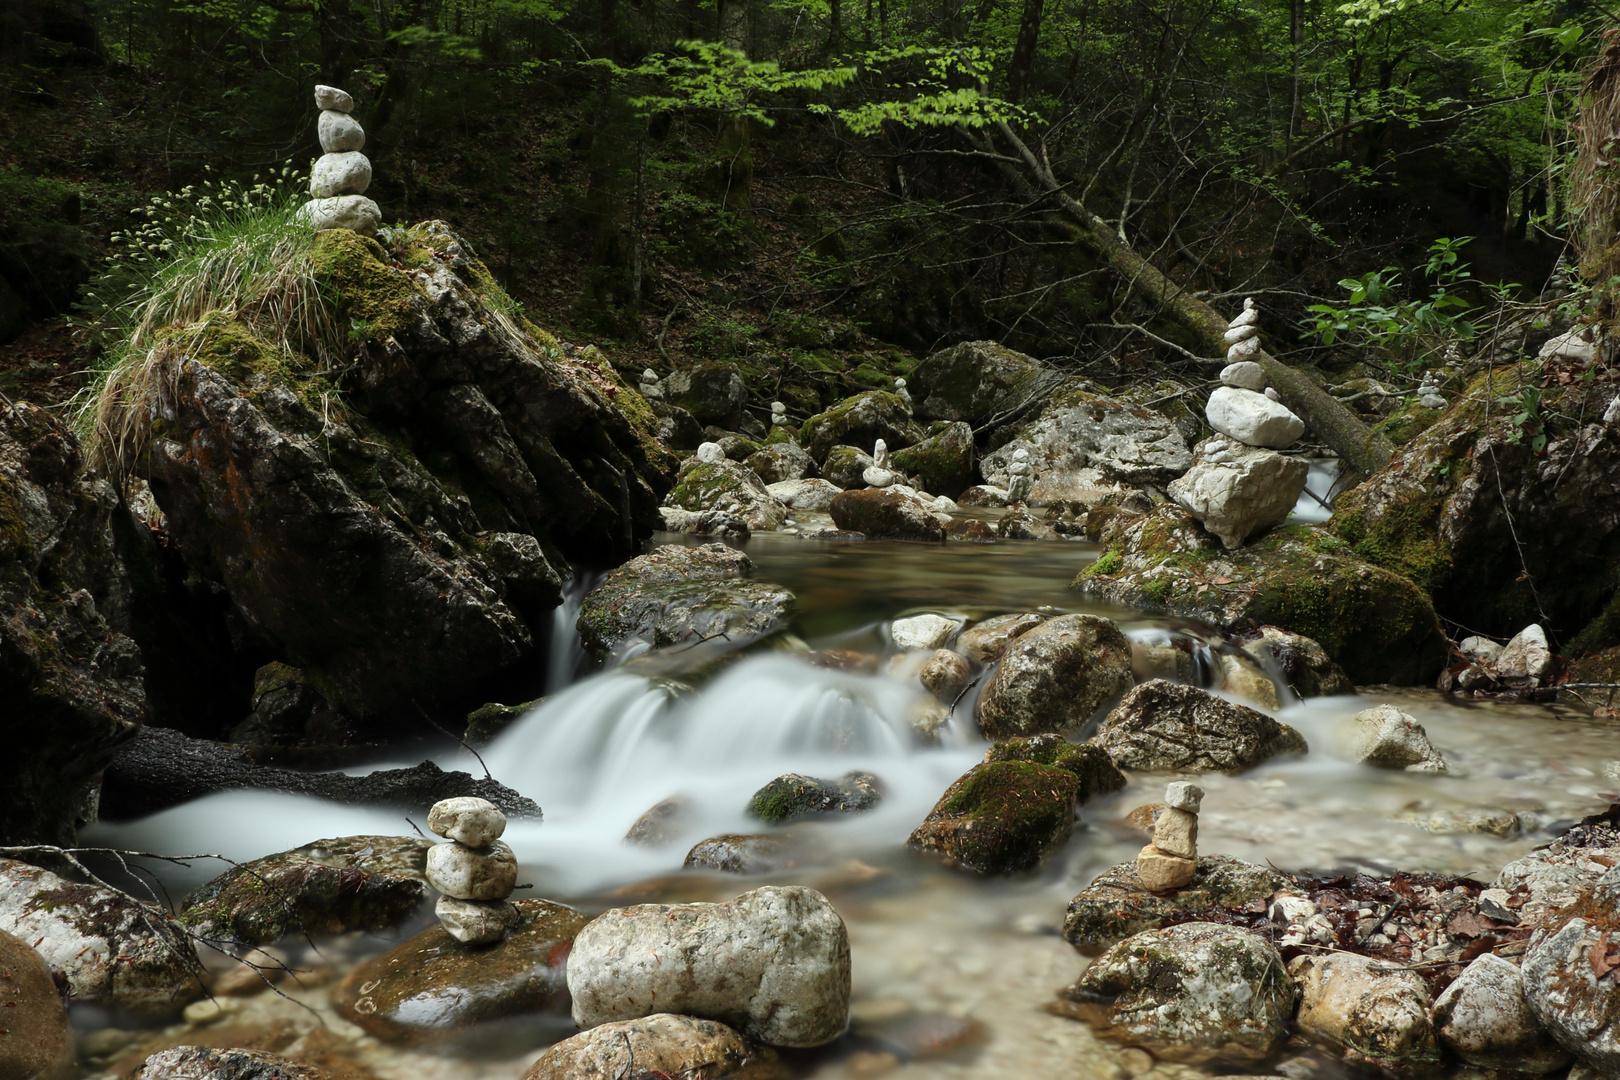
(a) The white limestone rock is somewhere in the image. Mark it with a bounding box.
[1538,329,1598,363]
[434,895,521,945]
[767,477,840,511]
[695,441,726,465]
[1220,361,1267,391]
[314,84,354,112]
[1227,336,1262,362]
[1167,436,1307,549]
[424,840,518,901]
[1205,386,1305,449]
[310,151,372,198]
[1335,704,1446,773]
[1224,323,1260,345]
[294,195,381,235]
[1165,781,1204,812]
[567,885,851,1047]
[1495,624,1554,682]
[1291,952,1439,1068]
[890,613,958,651]
[1434,952,1571,1073]
[863,465,897,488]
[317,110,365,153]
[427,796,507,847]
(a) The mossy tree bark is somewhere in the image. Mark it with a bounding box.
[714,0,754,210]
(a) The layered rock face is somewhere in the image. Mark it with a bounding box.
[136,223,672,718]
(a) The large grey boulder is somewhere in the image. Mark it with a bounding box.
[1522,867,1620,1076]
[664,457,787,532]
[1434,952,1570,1073]
[567,886,851,1047]
[981,386,1192,495]
[1062,855,1286,954]
[1290,952,1439,1071]
[1168,436,1307,548]
[799,392,922,461]
[1054,922,1296,1067]
[1205,386,1305,448]
[891,421,975,498]
[665,364,749,427]
[909,340,1043,425]
[1093,679,1308,773]
[767,477,840,511]
[745,440,816,484]
[974,614,1134,738]
[523,1014,776,1080]
[1334,704,1446,772]
[828,488,945,541]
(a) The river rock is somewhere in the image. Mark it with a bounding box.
[956,612,1046,662]
[1206,386,1305,449]
[317,109,365,153]
[1241,626,1354,698]
[179,835,431,947]
[683,834,801,875]
[1335,704,1446,772]
[1495,812,1620,924]
[567,886,851,1047]
[429,796,507,847]
[659,507,750,539]
[909,340,1044,425]
[0,858,202,1017]
[577,544,794,660]
[745,441,816,484]
[665,457,787,532]
[980,386,1193,494]
[314,84,353,111]
[1168,436,1308,549]
[1521,868,1620,1076]
[624,795,696,847]
[891,613,957,650]
[820,445,876,490]
[907,736,1125,875]
[766,477,839,511]
[799,392,923,461]
[919,649,971,702]
[1063,855,1287,954]
[333,898,586,1045]
[828,488,945,541]
[1290,952,1440,1071]
[435,896,521,945]
[425,840,518,900]
[665,365,749,428]
[524,1013,778,1080]
[1135,844,1196,889]
[1054,922,1295,1067]
[1093,679,1308,772]
[974,614,1134,738]
[1497,623,1555,682]
[309,151,372,198]
[294,194,382,235]
[1433,952,1570,1073]
[0,929,72,1080]
[957,484,1008,507]
[133,1046,332,1080]
[747,771,881,824]
[891,421,974,498]
[1220,361,1267,391]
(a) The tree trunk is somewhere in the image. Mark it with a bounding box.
[1006,0,1044,104]
[714,0,753,209]
[1288,0,1303,151]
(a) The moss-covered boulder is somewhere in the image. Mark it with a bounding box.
[1094,680,1308,773]
[821,444,874,489]
[799,391,923,461]
[1062,855,1287,954]
[665,364,749,427]
[120,223,674,719]
[828,488,945,541]
[892,421,974,498]
[747,771,881,824]
[906,735,1125,875]
[577,543,794,661]
[1332,366,1620,640]
[665,457,787,531]
[744,440,816,484]
[1076,505,1446,685]
[909,340,1044,425]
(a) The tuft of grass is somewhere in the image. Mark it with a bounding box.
[72,167,345,484]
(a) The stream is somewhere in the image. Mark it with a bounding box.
[83,532,1620,1080]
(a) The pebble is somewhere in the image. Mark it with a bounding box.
[425,839,518,900]
[696,441,726,464]
[428,796,507,847]
[435,895,520,945]
[314,84,354,112]
[318,109,366,153]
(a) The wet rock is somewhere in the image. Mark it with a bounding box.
[179,835,431,947]
[975,614,1134,739]
[523,1013,780,1080]
[890,613,958,650]
[577,544,794,660]
[625,795,696,847]
[568,886,851,1048]
[0,402,145,846]
[1205,386,1305,449]
[425,840,517,900]
[821,445,876,490]
[102,726,541,820]
[428,796,507,847]
[666,365,749,428]
[981,385,1192,495]
[1240,626,1353,698]
[957,485,1008,508]
[800,393,923,462]
[1077,506,1447,685]
[1290,953,1439,1071]
[435,896,521,946]
[747,771,881,824]
[1094,680,1308,773]
[918,649,971,702]
[1062,855,1286,954]
[1521,869,1620,1076]
[133,1046,334,1080]
[682,834,801,875]
[1168,436,1308,549]
[1335,704,1446,772]
[0,929,72,1080]
[665,458,787,532]
[909,340,1044,425]
[333,898,586,1045]
[890,422,974,498]
[0,857,202,1017]
[956,613,1046,663]
[659,507,751,539]
[1219,652,1281,710]
[744,441,816,485]
[828,489,945,541]
[1054,922,1295,1067]
[766,477,840,511]
[1433,952,1570,1073]
[996,506,1058,540]
[907,736,1125,876]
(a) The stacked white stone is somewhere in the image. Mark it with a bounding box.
[862,438,897,488]
[695,441,726,464]
[894,377,912,410]
[640,369,662,399]
[770,401,788,426]
[1205,300,1305,450]
[1136,782,1203,890]
[1004,447,1032,504]
[425,797,520,945]
[295,85,382,236]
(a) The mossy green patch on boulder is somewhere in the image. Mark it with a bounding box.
[821,444,874,489]
[665,458,786,531]
[1373,399,1445,446]
[909,340,1043,425]
[1077,505,1445,685]
[983,733,1128,799]
[891,420,974,498]
[746,770,881,824]
[906,760,1081,875]
[799,391,923,461]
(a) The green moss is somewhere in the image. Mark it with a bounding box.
[1079,549,1124,579]
[1142,577,1173,604]
[309,228,420,343]
[1571,589,1620,657]
[1331,495,1452,592]
[1374,400,1444,445]
[933,761,1079,873]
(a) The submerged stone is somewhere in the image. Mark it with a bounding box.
[747,771,881,825]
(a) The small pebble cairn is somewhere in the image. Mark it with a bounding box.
[639,368,662,399]
[425,797,520,945]
[863,439,897,488]
[1005,448,1033,504]
[771,400,788,426]
[1136,782,1203,890]
[894,377,912,409]
[1205,299,1306,450]
[294,85,382,236]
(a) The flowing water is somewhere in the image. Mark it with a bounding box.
[82,532,1620,1080]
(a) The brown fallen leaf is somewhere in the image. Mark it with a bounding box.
[1590,932,1620,979]
[1447,911,1495,939]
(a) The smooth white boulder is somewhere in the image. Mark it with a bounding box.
[314,84,354,112]
[567,886,851,1047]
[1220,361,1267,391]
[695,441,725,464]
[434,895,520,945]
[318,110,366,153]
[1206,386,1305,449]
[891,613,957,651]
[767,478,840,511]
[310,151,372,198]
[1496,624,1554,682]
[1165,781,1204,812]
[427,796,506,847]
[424,840,517,900]
[1434,952,1571,1073]
[294,195,380,235]
[1167,436,1307,549]
[1335,704,1446,773]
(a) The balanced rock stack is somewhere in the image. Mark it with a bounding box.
[1005,448,1033,504]
[894,377,912,410]
[1206,301,1305,449]
[425,797,520,945]
[640,368,662,399]
[771,400,789,427]
[863,439,897,488]
[295,85,382,236]
[1136,781,1202,890]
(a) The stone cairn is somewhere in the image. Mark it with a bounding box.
[1207,300,1305,449]
[1136,781,1203,890]
[425,797,520,945]
[894,377,912,410]
[863,439,897,488]
[771,400,789,427]
[1005,448,1033,504]
[294,85,382,236]
[640,368,662,400]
